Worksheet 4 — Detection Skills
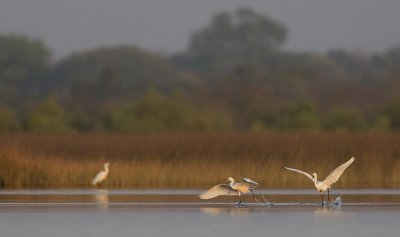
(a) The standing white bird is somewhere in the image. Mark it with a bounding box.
[92,163,110,186]
[199,177,259,206]
[285,157,354,207]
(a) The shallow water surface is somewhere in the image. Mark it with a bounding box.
[0,189,399,237]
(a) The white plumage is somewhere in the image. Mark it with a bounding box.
[92,163,110,186]
[199,184,238,199]
[199,177,259,206]
[285,157,354,206]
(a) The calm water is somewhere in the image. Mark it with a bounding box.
[0,189,399,237]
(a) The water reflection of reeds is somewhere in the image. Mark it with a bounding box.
[1,190,399,207]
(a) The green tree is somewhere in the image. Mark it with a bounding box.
[0,106,20,132]
[53,46,177,93]
[277,101,320,130]
[382,99,400,129]
[384,45,400,74]
[0,34,51,108]
[26,97,71,133]
[51,46,178,114]
[323,106,368,131]
[189,7,286,57]
[178,7,287,76]
[104,89,232,132]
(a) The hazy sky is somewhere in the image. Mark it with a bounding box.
[1,0,400,59]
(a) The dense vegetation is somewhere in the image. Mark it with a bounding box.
[1,7,400,133]
[0,132,399,188]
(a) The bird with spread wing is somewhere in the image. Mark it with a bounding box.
[199,177,259,206]
[285,157,355,207]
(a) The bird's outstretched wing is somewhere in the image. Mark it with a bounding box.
[242,178,259,188]
[284,167,314,181]
[323,157,355,186]
[199,184,237,199]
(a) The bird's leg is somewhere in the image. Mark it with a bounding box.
[328,189,330,203]
[236,192,243,207]
[250,189,258,202]
[260,194,272,207]
[320,192,324,207]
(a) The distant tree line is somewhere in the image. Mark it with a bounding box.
[1,7,400,133]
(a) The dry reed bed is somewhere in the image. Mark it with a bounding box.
[0,132,399,188]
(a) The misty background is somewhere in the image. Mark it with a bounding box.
[0,0,400,133]
[1,0,400,58]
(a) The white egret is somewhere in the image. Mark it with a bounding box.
[92,163,110,186]
[199,177,259,206]
[285,157,354,207]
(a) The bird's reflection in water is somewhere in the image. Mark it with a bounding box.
[200,206,256,216]
[93,189,109,210]
[314,207,349,219]
[313,207,332,216]
[313,203,352,221]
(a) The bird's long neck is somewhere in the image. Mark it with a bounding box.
[104,166,109,174]
[313,174,318,184]
[229,179,235,188]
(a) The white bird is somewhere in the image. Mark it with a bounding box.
[285,157,354,207]
[199,177,259,206]
[92,163,110,186]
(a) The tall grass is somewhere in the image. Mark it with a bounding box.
[0,132,399,188]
